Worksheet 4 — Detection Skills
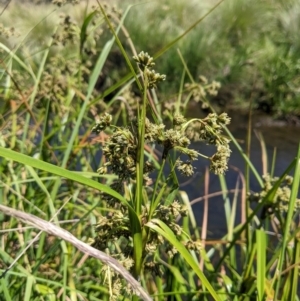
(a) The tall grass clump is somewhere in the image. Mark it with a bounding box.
[0,1,300,301]
[117,0,300,119]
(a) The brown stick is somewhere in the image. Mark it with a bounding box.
[0,204,152,301]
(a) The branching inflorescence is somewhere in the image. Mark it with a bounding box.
[91,51,231,299]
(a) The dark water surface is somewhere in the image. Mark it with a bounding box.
[186,107,300,237]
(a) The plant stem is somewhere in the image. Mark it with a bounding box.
[132,70,148,279]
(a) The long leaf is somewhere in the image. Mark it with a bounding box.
[274,144,300,299]
[0,146,140,229]
[256,229,266,301]
[146,219,221,301]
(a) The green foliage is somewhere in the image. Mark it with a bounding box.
[0,1,300,301]
[121,0,300,119]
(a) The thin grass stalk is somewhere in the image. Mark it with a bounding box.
[219,175,230,215]
[10,101,17,149]
[0,43,37,82]
[131,70,149,280]
[155,276,164,301]
[289,239,300,300]
[200,167,209,271]
[150,160,178,219]
[21,35,53,153]
[47,8,129,246]
[15,225,32,274]
[147,219,221,301]
[175,69,186,115]
[245,84,254,192]
[136,70,148,217]
[255,130,268,175]
[270,148,277,177]
[0,277,12,301]
[255,131,271,239]
[3,59,12,99]
[180,191,197,233]
[153,0,226,59]
[215,156,297,270]
[101,0,226,100]
[222,127,263,187]
[228,179,239,271]
[177,49,194,84]
[218,174,233,256]
[274,144,300,299]
[149,158,166,219]
[38,98,51,161]
[242,240,256,289]
[66,245,76,301]
[97,1,142,91]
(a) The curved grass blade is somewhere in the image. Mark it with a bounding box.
[146,219,221,301]
[0,146,140,230]
[215,157,297,271]
[274,144,300,299]
[79,11,98,56]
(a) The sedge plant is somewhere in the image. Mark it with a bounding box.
[1,1,300,300]
[90,50,231,300]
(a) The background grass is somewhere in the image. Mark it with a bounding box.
[1,0,300,118]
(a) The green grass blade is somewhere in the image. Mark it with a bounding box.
[1,268,102,299]
[146,219,221,301]
[289,239,300,300]
[274,144,300,299]
[157,258,187,286]
[270,148,277,177]
[256,229,266,301]
[0,43,37,81]
[216,156,297,270]
[79,11,98,56]
[24,275,34,301]
[99,0,225,101]
[153,0,225,59]
[0,146,140,228]
[49,3,130,220]
[223,126,264,188]
[0,277,12,301]
[22,36,52,152]
[98,2,142,92]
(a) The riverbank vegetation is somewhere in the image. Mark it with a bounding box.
[0,0,300,300]
[1,0,300,120]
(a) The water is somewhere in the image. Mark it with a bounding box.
[90,107,300,236]
[187,107,300,237]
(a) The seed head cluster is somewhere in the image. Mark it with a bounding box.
[185,75,221,109]
[91,52,231,298]
[0,24,19,39]
[185,112,231,174]
[133,51,166,89]
[248,174,300,216]
[52,0,80,6]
